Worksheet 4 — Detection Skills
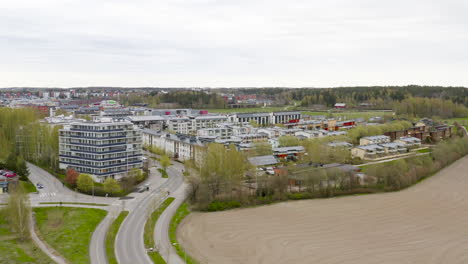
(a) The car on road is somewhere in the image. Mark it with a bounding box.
[36,183,44,189]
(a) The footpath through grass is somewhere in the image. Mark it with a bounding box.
[169,202,198,264]
[33,207,107,264]
[144,197,175,264]
[106,211,129,264]
[0,210,52,264]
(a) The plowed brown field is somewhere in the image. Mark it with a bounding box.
[178,156,468,264]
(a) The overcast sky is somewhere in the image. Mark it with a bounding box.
[1,0,467,88]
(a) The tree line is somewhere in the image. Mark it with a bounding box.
[394,97,468,119]
[118,91,226,109]
[185,136,468,211]
[295,86,468,108]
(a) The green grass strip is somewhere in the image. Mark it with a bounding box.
[39,202,109,206]
[106,211,129,264]
[144,197,175,264]
[169,202,198,264]
[33,207,107,264]
[416,148,431,153]
[20,180,37,193]
[158,168,169,178]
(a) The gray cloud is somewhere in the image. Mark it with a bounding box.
[1,0,467,87]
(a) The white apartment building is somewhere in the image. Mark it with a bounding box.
[197,127,232,137]
[233,112,301,125]
[166,115,228,134]
[59,120,143,182]
[142,129,206,165]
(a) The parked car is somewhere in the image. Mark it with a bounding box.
[0,171,16,178]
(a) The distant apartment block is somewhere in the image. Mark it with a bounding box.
[234,112,301,125]
[59,120,143,182]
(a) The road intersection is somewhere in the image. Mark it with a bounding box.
[24,158,187,264]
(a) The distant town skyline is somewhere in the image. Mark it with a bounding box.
[1,0,467,87]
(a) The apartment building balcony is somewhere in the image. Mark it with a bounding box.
[70,128,124,132]
[61,142,127,147]
[59,154,142,162]
[59,160,142,169]
[63,148,128,154]
[66,135,126,139]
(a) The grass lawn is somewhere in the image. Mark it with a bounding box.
[445,117,468,123]
[0,210,52,264]
[106,211,129,264]
[416,148,431,153]
[144,197,175,264]
[208,106,291,113]
[33,207,107,264]
[302,110,394,120]
[169,203,198,264]
[20,180,37,193]
[158,168,169,178]
[39,202,109,206]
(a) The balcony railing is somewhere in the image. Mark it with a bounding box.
[59,154,142,162]
[59,160,143,169]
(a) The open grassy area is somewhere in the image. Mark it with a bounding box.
[0,210,52,264]
[208,106,291,113]
[170,203,198,264]
[19,180,37,193]
[416,148,431,153]
[33,207,107,264]
[144,197,175,264]
[39,202,109,206]
[106,211,129,264]
[302,110,394,120]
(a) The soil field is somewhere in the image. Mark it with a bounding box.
[178,155,468,264]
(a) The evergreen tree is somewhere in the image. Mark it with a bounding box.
[16,157,30,181]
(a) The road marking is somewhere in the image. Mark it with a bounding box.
[38,192,56,198]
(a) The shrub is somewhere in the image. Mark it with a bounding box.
[207,200,242,212]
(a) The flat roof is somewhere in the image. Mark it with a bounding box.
[248,155,279,166]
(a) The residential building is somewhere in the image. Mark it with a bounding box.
[395,136,422,147]
[359,135,391,146]
[233,111,301,125]
[197,127,232,138]
[351,144,385,159]
[327,141,353,148]
[126,115,165,131]
[248,155,279,167]
[379,142,407,154]
[141,129,206,165]
[273,146,305,160]
[58,120,143,182]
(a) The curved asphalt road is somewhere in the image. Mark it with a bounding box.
[26,163,117,264]
[155,182,187,264]
[115,165,185,264]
